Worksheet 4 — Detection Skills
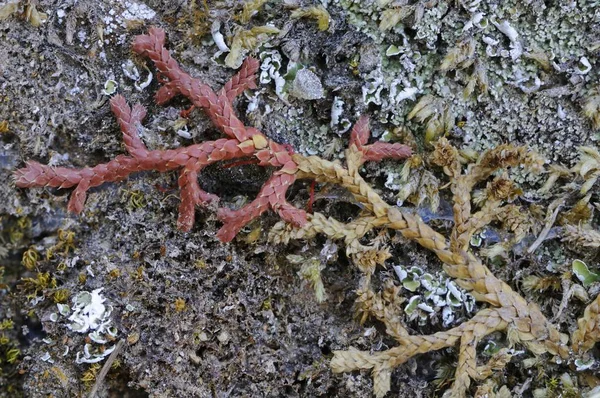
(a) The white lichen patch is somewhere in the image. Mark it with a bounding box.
[121,1,155,22]
[211,20,229,53]
[491,18,522,60]
[101,0,156,44]
[121,59,153,91]
[389,79,420,104]
[101,79,118,96]
[574,358,595,371]
[393,265,475,327]
[574,56,592,75]
[77,343,116,364]
[361,68,385,106]
[40,351,54,363]
[48,288,119,364]
[259,50,287,99]
[57,303,70,316]
[384,170,401,191]
[68,288,112,333]
[330,96,344,126]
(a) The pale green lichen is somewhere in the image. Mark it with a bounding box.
[393,264,476,327]
[334,0,597,162]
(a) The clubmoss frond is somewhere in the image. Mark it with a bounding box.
[559,197,593,225]
[572,146,600,194]
[582,92,600,129]
[430,137,460,178]
[572,294,600,354]
[225,25,280,68]
[290,5,330,31]
[539,164,572,194]
[287,255,328,303]
[379,5,415,31]
[237,0,268,24]
[463,62,489,99]
[522,275,562,294]
[408,95,455,144]
[440,38,476,72]
[562,224,600,249]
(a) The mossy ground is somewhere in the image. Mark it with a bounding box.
[1,1,599,397]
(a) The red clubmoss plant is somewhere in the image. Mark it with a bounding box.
[14,27,411,243]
